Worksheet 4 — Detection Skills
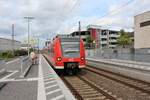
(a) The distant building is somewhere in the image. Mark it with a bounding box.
[0,38,21,51]
[87,25,120,49]
[134,11,150,49]
[56,34,70,38]
[21,44,32,50]
[45,40,51,47]
[69,25,120,49]
[70,31,90,44]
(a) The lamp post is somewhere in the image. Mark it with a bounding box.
[24,17,34,56]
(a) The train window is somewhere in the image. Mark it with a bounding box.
[61,41,80,58]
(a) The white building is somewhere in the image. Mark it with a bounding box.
[87,25,120,49]
[21,44,32,50]
[100,29,120,48]
[134,11,150,49]
[0,38,21,51]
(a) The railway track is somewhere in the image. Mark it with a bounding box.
[44,55,150,99]
[61,75,118,100]
[61,66,150,100]
[85,66,150,95]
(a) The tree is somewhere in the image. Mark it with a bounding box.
[85,35,92,48]
[117,29,132,48]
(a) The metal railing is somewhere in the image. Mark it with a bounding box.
[20,56,32,77]
[0,60,6,76]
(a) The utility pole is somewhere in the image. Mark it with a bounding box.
[38,38,39,53]
[24,17,34,56]
[78,21,81,38]
[12,24,15,55]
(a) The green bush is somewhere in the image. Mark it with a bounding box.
[14,50,28,56]
[0,51,14,59]
[0,50,28,59]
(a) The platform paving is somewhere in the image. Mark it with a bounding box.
[87,57,150,83]
[0,55,75,100]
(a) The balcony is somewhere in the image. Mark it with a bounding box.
[109,39,117,42]
[109,44,117,48]
[100,41,107,44]
[109,34,120,37]
[100,35,107,38]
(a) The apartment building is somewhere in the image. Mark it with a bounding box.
[70,31,90,44]
[87,25,120,49]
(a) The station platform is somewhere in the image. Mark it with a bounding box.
[86,57,150,83]
[0,55,75,100]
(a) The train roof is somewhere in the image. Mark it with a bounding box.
[60,37,80,42]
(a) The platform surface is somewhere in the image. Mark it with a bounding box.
[87,57,150,83]
[0,55,75,100]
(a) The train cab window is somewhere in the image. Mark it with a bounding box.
[61,40,80,58]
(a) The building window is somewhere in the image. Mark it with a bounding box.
[101,30,107,35]
[140,20,150,27]
[83,39,86,41]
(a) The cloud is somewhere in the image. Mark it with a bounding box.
[0,0,78,41]
[0,0,150,48]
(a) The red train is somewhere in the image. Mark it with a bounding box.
[45,36,86,74]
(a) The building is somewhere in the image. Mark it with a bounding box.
[100,29,119,48]
[21,44,32,50]
[0,38,21,51]
[45,40,51,47]
[70,31,90,44]
[87,25,120,49]
[134,11,150,49]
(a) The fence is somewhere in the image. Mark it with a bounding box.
[20,56,32,77]
[86,48,150,63]
[0,60,6,76]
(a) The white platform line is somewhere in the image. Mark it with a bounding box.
[44,73,53,76]
[44,80,56,85]
[27,77,39,81]
[1,70,18,80]
[44,74,53,78]
[44,76,54,79]
[37,55,46,100]
[44,78,54,81]
[45,84,58,90]
[6,58,19,64]
[46,89,61,96]
[0,78,39,82]
[51,95,65,100]
[0,79,15,82]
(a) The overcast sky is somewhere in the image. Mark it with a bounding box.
[0,0,150,47]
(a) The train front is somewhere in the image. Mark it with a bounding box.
[56,37,86,74]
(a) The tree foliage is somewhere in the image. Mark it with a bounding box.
[117,29,132,48]
[85,35,92,48]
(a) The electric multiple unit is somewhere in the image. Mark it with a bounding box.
[46,36,86,74]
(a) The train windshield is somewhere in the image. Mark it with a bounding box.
[61,38,80,58]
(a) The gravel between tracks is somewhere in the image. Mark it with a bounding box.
[62,75,118,100]
[83,69,150,100]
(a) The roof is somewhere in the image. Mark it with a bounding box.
[134,10,150,17]
[87,25,101,29]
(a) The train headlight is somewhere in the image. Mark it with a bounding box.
[81,57,85,61]
[57,57,62,61]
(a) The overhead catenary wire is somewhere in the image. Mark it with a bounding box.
[90,0,135,25]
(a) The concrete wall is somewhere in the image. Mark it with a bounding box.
[134,11,150,49]
[0,38,21,51]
